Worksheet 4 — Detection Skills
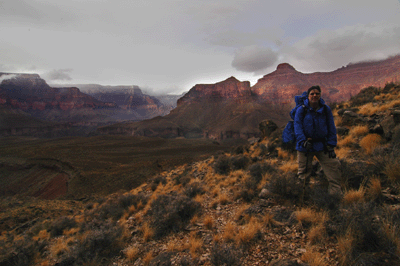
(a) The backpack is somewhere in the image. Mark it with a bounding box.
[282,91,308,145]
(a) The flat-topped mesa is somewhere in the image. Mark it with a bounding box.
[0,73,112,111]
[177,76,252,106]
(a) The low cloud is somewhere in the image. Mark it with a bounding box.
[232,45,278,73]
[0,74,19,83]
[42,69,73,81]
[284,22,400,72]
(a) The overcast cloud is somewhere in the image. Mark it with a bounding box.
[1,0,400,94]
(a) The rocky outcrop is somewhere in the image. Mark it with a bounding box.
[98,77,288,139]
[177,77,252,106]
[252,55,400,104]
[55,84,176,119]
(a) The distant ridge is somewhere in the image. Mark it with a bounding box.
[99,55,400,140]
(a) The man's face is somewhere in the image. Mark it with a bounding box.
[308,89,321,105]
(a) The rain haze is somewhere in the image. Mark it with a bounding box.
[1,0,400,95]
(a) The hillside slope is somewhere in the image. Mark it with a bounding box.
[1,82,400,265]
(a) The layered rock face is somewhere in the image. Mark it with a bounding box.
[58,84,177,119]
[98,77,288,139]
[177,77,252,105]
[100,55,400,140]
[0,73,112,111]
[252,55,400,104]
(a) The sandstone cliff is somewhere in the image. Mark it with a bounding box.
[98,77,288,139]
[0,73,112,111]
[99,55,400,140]
[252,55,400,104]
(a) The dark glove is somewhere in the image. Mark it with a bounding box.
[302,140,313,150]
[326,145,336,158]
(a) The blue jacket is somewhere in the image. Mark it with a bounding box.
[294,98,337,152]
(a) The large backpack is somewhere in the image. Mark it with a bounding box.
[282,91,308,145]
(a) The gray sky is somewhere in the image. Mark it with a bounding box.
[1,0,400,94]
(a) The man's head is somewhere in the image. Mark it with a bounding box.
[307,85,321,106]
[307,85,321,96]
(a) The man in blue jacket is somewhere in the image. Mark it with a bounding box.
[294,85,342,197]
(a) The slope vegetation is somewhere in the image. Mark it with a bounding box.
[1,83,400,266]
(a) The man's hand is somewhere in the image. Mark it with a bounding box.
[326,145,336,158]
[303,140,313,150]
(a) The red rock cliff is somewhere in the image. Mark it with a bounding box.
[0,73,112,111]
[177,76,252,106]
[252,55,400,104]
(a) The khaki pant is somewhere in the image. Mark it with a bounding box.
[297,151,343,196]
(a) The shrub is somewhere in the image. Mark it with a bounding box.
[0,235,47,266]
[58,220,123,265]
[336,202,398,265]
[210,243,242,266]
[184,182,205,198]
[50,216,77,237]
[146,194,201,238]
[213,155,231,175]
[349,86,380,106]
[96,199,125,221]
[230,155,250,170]
[268,172,303,200]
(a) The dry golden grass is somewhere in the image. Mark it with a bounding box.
[203,214,214,229]
[334,115,343,126]
[359,134,383,155]
[365,177,382,201]
[279,160,298,173]
[33,229,50,241]
[211,192,230,207]
[349,125,369,137]
[166,241,183,252]
[301,248,328,266]
[211,186,221,197]
[188,233,203,258]
[49,238,71,257]
[125,246,140,262]
[263,213,284,228]
[143,251,153,266]
[343,188,365,205]
[276,147,292,160]
[384,161,400,183]
[190,214,200,225]
[234,204,251,222]
[308,224,327,245]
[222,221,237,242]
[193,193,204,204]
[142,222,154,242]
[337,230,355,266]
[236,217,262,245]
[358,102,379,116]
[337,135,355,148]
[337,147,351,159]
[257,173,271,191]
[295,208,326,226]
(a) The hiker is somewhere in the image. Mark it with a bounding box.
[294,85,343,197]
